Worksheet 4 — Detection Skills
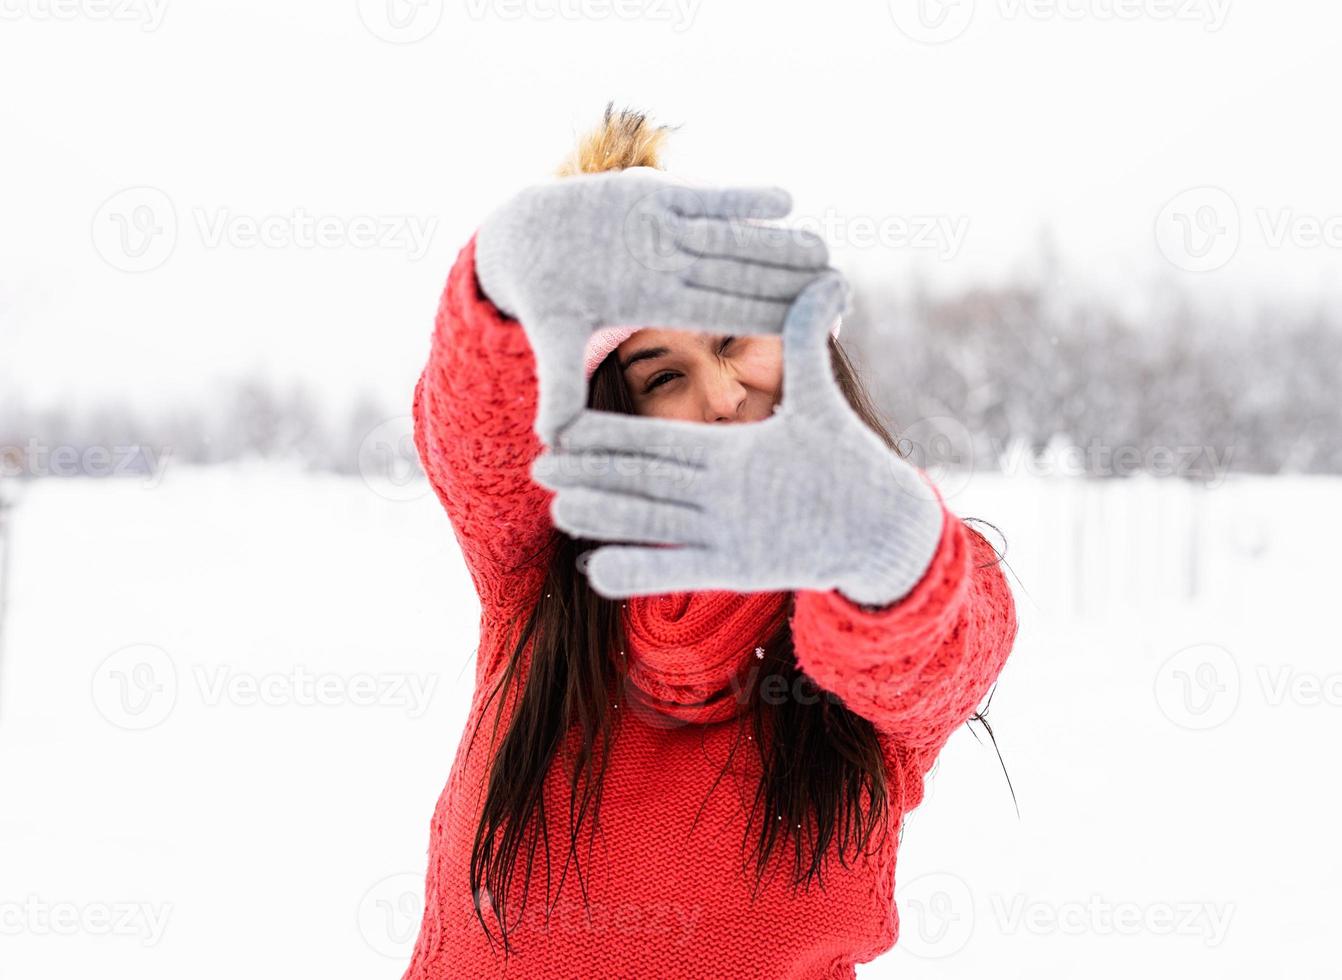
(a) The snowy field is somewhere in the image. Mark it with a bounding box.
[0,465,1338,978]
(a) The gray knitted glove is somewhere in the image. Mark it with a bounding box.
[474,167,831,447]
[529,272,947,607]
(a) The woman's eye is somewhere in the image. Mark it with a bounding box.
[643,338,733,394]
[645,371,677,393]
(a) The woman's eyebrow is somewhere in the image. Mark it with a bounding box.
[619,346,670,373]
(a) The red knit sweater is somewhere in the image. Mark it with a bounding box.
[402,235,1018,979]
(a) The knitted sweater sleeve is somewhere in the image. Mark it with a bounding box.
[788,489,1018,810]
[412,233,555,645]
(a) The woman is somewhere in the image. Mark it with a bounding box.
[404,105,1017,979]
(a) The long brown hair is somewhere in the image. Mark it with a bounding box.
[463,103,1004,956]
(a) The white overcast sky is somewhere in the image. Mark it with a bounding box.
[2,0,1340,416]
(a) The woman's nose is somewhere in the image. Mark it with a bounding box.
[701,365,748,423]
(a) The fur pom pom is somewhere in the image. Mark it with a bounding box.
[556,100,678,176]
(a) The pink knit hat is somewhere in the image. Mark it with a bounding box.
[583,316,843,379]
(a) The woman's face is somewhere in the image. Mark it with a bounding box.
[614,328,784,423]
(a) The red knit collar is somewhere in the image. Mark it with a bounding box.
[616,588,791,729]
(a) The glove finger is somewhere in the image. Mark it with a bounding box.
[682,259,828,303]
[550,486,708,546]
[582,544,719,599]
[779,272,852,419]
[664,185,792,221]
[532,449,707,503]
[531,329,589,449]
[556,409,733,458]
[679,217,829,269]
[647,289,795,337]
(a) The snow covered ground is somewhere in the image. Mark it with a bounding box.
[0,465,1337,978]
